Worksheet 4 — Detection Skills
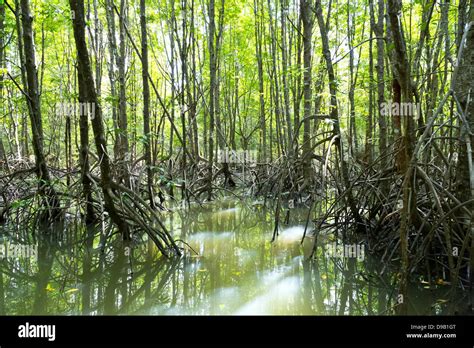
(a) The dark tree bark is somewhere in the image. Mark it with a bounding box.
[168,0,176,169]
[207,0,216,199]
[280,0,293,152]
[387,0,415,172]
[254,0,266,162]
[457,0,468,50]
[20,0,60,221]
[301,0,313,183]
[214,0,234,187]
[14,0,29,159]
[78,56,95,224]
[0,0,8,171]
[455,5,474,207]
[189,0,199,159]
[105,0,119,149]
[207,0,226,197]
[69,0,130,239]
[386,0,413,315]
[116,0,130,185]
[347,1,358,156]
[453,6,474,303]
[314,0,362,228]
[366,15,374,164]
[370,0,387,169]
[140,0,155,209]
[268,0,285,156]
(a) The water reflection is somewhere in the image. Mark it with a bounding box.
[0,199,464,315]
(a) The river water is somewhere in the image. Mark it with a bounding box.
[0,198,461,315]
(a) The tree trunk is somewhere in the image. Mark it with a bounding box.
[140,0,155,209]
[254,0,266,162]
[280,0,293,152]
[77,60,95,224]
[314,0,362,229]
[268,0,285,156]
[455,6,474,209]
[15,0,29,159]
[69,0,130,240]
[20,0,60,221]
[371,0,386,169]
[105,0,119,153]
[116,0,130,185]
[453,8,474,308]
[366,18,374,164]
[387,0,415,172]
[207,0,217,199]
[0,0,8,171]
[190,0,199,159]
[214,0,233,187]
[347,2,358,156]
[301,0,313,183]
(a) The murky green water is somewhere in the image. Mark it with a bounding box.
[0,198,462,315]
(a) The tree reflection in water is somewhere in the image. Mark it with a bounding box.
[0,199,465,315]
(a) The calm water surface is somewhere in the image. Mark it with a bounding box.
[0,198,460,315]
